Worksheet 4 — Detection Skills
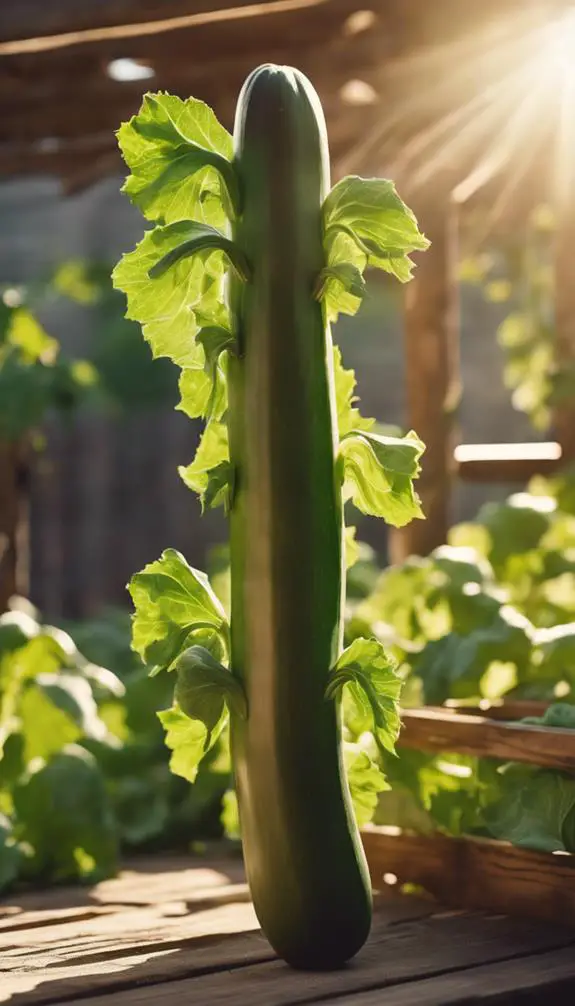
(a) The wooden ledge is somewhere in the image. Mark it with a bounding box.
[398,706,575,772]
[454,441,562,482]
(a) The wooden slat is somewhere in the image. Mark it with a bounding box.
[334,945,575,1005]
[363,826,575,925]
[0,0,330,55]
[0,1,298,43]
[398,706,575,772]
[443,699,549,720]
[48,913,575,1006]
[553,167,575,464]
[454,441,562,482]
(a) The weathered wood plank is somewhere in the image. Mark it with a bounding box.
[1,894,435,1002]
[398,706,575,772]
[0,0,332,55]
[363,827,575,925]
[553,166,575,464]
[52,913,575,1006]
[454,441,563,483]
[335,945,575,1004]
[443,700,549,720]
[0,1,297,42]
[0,857,245,915]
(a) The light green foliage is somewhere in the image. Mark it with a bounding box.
[462,207,573,431]
[0,298,98,440]
[128,548,228,672]
[321,176,430,321]
[13,746,118,880]
[346,466,575,854]
[118,92,236,226]
[112,224,230,370]
[327,638,402,757]
[344,743,389,826]
[158,645,246,784]
[158,705,224,783]
[332,347,374,438]
[0,605,124,889]
[178,422,230,511]
[340,430,425,527]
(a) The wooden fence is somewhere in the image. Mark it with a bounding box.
[27,407,225,619]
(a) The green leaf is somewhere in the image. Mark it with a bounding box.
[34,672,110,742]
[148,222,250,282]
[175,645,246,728]
[322,176,429,301]
[5,309,58,363]
[326,637,403,755]
[333,346,374,438]
[12,745,118,880]
[118,92,237,226]
[19,684,80,762]
[128,548,227,671]
[483,766,575,853]
[177,326,232,422]
[316,263,366,322]
[476,493,554,574]
[415,605,534,705]
[112,221,229,369]
[340,429,425,527]
[344,743,388,826]
[157,703,226,783]
[178,421,230,511]
[522,703,575,729]
[535,623,575,684]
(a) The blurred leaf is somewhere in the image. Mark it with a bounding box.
[12,746,118,880]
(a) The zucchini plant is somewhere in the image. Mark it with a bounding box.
[114,65,428,969]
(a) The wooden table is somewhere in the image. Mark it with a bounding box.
[2,855,575,1005]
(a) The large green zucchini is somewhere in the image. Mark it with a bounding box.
[227,65,372,969]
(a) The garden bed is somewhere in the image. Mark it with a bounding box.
[363,701,575,924]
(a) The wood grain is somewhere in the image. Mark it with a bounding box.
[398,706,575,772]
[455,441,563,483]
[54,913,575,1006]
[4,854,574,1004]
[363,827,575,925]
[334,945,575,1004]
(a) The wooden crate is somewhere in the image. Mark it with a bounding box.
[362,702,575,924]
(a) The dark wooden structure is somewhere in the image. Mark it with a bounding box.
[3,852,575,1005]
[2,0,575,604]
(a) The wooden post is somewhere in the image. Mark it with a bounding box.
[0,440,29,612]
[390,185,460,562]
[553,180,575,464]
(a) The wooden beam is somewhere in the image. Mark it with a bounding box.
[398,706,575,773]
[362,826,575,925]
[0,1,285,41]
[443,699,549,720]
[0,0,330,55]
[390,186,459,561]
[553,165,575,464]
[454,441,562,482]
[0,441,29,612]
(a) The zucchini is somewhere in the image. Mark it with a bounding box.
[228,65,371,969]
[114,62,427,973]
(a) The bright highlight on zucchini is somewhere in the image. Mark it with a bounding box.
[113,64,429,969]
